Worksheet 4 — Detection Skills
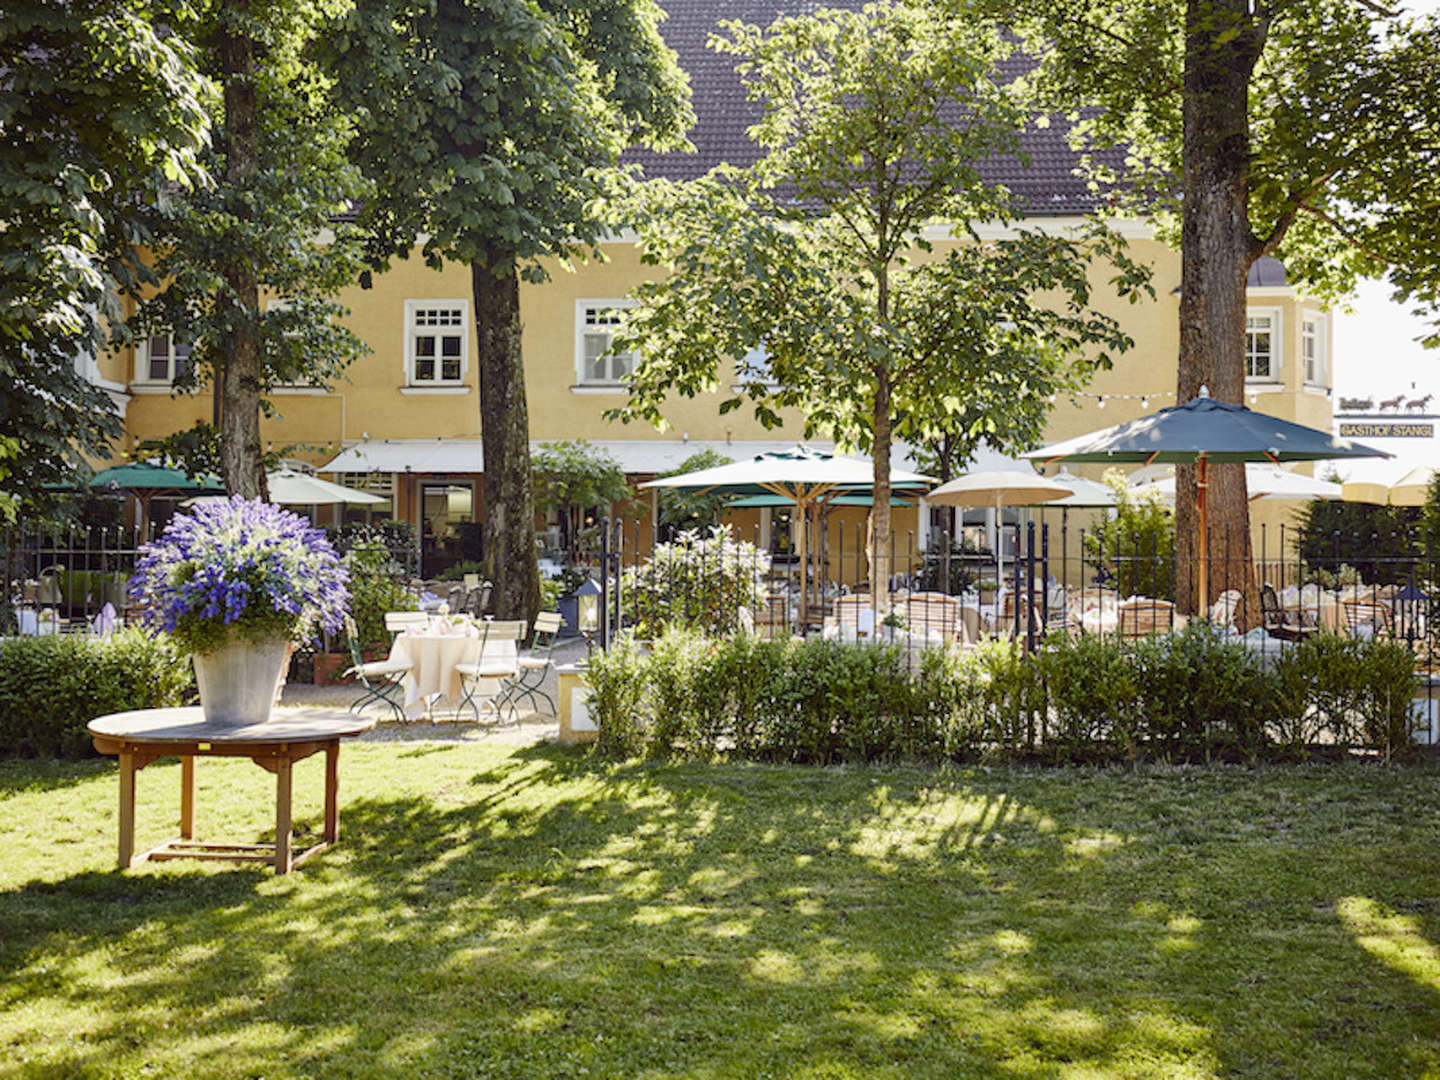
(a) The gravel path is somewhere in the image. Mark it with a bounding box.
[276,637,591,745]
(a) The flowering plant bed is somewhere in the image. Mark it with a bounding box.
[131,497,349,655]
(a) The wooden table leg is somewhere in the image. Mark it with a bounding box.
[324,741,339,844]
[117,750,137,869]
[179,755,195,840]
[274,756,293,874]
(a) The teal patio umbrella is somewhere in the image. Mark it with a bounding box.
[89,461,225,533]
[1023,390,1388,606]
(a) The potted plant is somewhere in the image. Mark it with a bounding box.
[130,497,350,726]
[977,577,999,604]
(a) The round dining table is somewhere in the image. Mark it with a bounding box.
[387,627,517,718]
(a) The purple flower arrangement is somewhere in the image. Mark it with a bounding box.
[131,497,350,654]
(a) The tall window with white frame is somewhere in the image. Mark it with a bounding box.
[135,335,193,386]
[576,301,635,386]
[1302,315,1324,385]
[1245,311,1278,381]
[406,301,467,386]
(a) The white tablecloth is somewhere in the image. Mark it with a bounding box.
[388,631,517,717]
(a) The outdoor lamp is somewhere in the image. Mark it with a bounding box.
[576,577,602,657]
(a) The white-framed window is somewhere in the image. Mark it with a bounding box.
[134,334,193,385]
[1245,309,1281,381]
[575,300,636,385]
[405,300,468,386]
[1302,314,1325,384]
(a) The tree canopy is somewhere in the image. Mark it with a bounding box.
[135,0,371,498]
[610,0,1152,599]
[321,0,692,621]
[0,0,212,507]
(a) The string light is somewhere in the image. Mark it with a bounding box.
[1097,396,1106,409]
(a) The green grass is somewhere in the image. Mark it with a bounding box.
[2,745,1440,1079]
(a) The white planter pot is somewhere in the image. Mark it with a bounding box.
[192,637,291,727]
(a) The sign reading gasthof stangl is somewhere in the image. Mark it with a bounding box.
[1339,423,1435,438]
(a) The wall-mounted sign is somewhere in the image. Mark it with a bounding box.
[1338,423,1435,438]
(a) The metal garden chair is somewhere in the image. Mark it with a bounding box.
[342,614,412,723]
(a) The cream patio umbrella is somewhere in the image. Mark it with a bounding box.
[926,470,1074,584]
[1341,464,1438,506]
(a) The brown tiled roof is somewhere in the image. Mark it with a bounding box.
[628,0,1126,216]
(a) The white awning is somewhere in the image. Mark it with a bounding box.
[320,439,483,474]
[318,437,946,476]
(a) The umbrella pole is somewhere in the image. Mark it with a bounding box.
[796,496,809,634]
[1197,456,1209,614]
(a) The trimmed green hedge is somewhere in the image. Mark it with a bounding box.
[0,630,195,758]
[586,623,1423,765]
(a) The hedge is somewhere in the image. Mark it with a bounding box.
[585,623,1424,766]
[0,630,195,758]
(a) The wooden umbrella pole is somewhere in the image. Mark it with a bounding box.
[796,494,809,633]
[1197,455,1209,613]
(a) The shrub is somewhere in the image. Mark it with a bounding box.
[343,538,417,652]
[1082,470,1175,599]
[586,634,650,758]
[1038,631,1144,762]
[621,525,769,637]
[1129,622,1275,762]
[1273,634,1421,760]
[0,630,194,758]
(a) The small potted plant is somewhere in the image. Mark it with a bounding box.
[131,497,350,726]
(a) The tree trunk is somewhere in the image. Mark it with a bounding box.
[473,252,540,624]
[1174,0,1264,625]
[217,6,266,500]
[871,370,892,606]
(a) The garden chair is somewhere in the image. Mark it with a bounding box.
[342,614,412,723]
[753,594,791,640]
[1260,584,1315,642]
[384,610,429,642]
[897,592,965,645]
[464,582,492,618]
[1116,599,1175,638]
[494,611,563,718]
[1341,598,1392,641]
[455,620,526,724]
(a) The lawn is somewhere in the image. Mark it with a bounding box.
[2,743,1439,1079]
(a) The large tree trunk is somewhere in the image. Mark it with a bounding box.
[473,252,540,624]
[217,6,266,500]
[1174,0,1264,626]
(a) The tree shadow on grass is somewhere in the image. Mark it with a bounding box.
[3,756,1440,1078]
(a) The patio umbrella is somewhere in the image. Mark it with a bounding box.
[1134,463,1344,504]
[925,470,1073,584]
[1341,463,1437,507]
[1023,390,1389,606]
[725,493,916,508]
[88,461,225,533]
[1047,468,1118,508]
[266,468,385,506]
[642,444,934,626]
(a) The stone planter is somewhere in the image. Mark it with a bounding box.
[192,637,292,727]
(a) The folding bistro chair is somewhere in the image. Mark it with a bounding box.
[455,620,525,724]
[495,611,563,718]
[342,614,412,723]
[384,610,429,642]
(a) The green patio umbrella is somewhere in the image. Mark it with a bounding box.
[1023,390,1389,606]
[89,461,225,533]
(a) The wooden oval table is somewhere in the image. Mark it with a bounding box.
[88,708,375,874]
